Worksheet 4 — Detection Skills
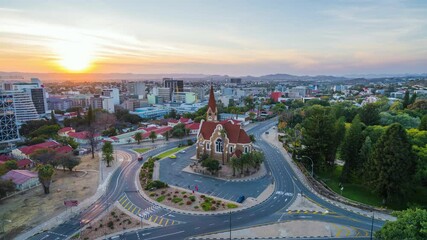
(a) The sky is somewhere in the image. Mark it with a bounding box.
[0,0,426,76]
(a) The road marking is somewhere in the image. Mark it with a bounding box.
[124,201,131,209]
[153,216,159,223]
[164,219,169,225]
[144,231,185,240]
[159,218,163,225]
[118,195,126,202]
[172,220,175,225]
[129,205,135,212]
[195,227,200,229]
[133,207,139,214]
[148,215,153,221]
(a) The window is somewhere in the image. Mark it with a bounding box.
[229,146,233,153]
[206,142,210,150]
[244,146,249,153]
[215,139,223,153]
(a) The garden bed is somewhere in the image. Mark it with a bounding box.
[146,188,239,212]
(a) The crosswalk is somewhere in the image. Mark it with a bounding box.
[118,194,178,226]
[286,209,336,215]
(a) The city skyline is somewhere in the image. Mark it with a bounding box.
[1,0,427,76]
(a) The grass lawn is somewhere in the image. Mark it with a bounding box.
[134,148,151,153]
[317,166,383,207]
[155,146,187,159]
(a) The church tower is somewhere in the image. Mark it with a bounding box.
[206,85,217,121]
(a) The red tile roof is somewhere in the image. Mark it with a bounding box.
[17,159,33,168]
[19,141,61,155]
[58,127,74,134]
[68,131,100,139]
[208,85,216,111]
[199,121,251,144]
[0,154,12,163]
[185,123,200,130]
[1,170,37,185]
[141,126,173,139]
[179,117,192,124]
[56,146,73,154]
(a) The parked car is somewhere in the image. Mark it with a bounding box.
[236,195,246,203]
[137,156,143,161]
[265,131,269,134]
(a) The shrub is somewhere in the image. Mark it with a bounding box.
[172,197,183,203]
[167,197,172,200]
[149,192,156,197]
[187,139,194,146]
[210,206,216,211]
[145,180,168,190]
[200,195,205,198]
[183,195,187,198]
[107,221,114,229]
[227,203,238,209]
[194,206,199,209]
[201,202,212,211]
[189,196,196,202]
[186,201,192,205]
[156,196,165,202]
[179,202,184,205]
[161,190,166,194]
[111,211,116,216]
[175,191,179,194]
[181,191,186,194]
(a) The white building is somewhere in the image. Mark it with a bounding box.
[102,88,120,105]
[12,91,40,123]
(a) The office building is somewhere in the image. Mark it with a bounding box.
[102,88,120,105]
[90,95,114,113]
[12,91,40,123]
[158,87,171,102]
[230,78,242,84]
[0,93,20,143]
[163,78,184,93]
[127,81,146,98]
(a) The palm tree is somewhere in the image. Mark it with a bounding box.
[230,157,239,177]
[38,164,55,194]
[149,131,157,143]
[134,132,142,144]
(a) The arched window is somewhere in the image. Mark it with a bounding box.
[215,139,223,153]
[229,146,233,153]
[244,146,249,153]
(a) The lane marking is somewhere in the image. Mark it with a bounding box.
[144,231,185,240]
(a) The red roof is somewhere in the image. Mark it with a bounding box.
[220,119,241,125]
[168,119,179,124]
[58,127,74,134]
[185,123,200,130]
[0,154,12,163]
[68,131,100,139]
[19,141,61,155]
[1,170,37,185]
[199,121,251,144]
[142,126,173,139]
[208,85,217,111]
[138,126,158,132]
[56,146,73,154]
[17,159,33,168]
[233,149,243,158]
[179,117,192,124]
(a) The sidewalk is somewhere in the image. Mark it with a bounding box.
[16,150,126,240]
[262,128,395,222]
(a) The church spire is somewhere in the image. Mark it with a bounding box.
[206,85,217,121]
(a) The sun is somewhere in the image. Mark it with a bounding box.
[54,41,95,72]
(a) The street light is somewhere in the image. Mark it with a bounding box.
[229,211,232,240]
[370,211,375,240]
[300,156,314,177]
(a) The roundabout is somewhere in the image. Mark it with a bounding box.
[27,118,390,240]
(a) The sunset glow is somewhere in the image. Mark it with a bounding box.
[54,42,95,72]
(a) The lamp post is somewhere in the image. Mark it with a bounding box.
[370,211,375,240]
[301,156,314,177]
[229,211,232,240]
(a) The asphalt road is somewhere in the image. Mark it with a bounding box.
[28,118,385,240]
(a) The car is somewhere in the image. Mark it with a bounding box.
[137,156,143,161]
[169,154,177,159]
[236,195,245,203]
[265,131,269,134]
[181,150,186,153]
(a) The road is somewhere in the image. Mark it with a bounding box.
[28,119,385,240]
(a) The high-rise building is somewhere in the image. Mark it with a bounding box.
[0,93,20,143]
[230,78,242,84]
[102,88,120,105]
[157,87,171,102]
[127,81,146,98]
[90,95,114,113]
[163,78,184,93]
[12,91,40,123]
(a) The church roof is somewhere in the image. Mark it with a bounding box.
[199,121,251,144]
[208,85,216,111]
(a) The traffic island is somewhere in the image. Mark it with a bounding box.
[79,206,148,240]
[146,188,240,212]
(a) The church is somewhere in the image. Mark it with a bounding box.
[196,86,253,163]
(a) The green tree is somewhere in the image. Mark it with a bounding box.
[249,134,256,142]
[149,131,157,143]
[341,115,365,182]
[301,105,337,171]
[359,136,372,173]
[134,132,143,144]
[55,136,79,149]
[359,103,380,126]
[410,92,417,105]
[29,125,61,139]
[230,157,239,176]
[0,179,16,198]
[30,148,60,167]
[4,160,18,170]
[402,90,410,108]
[172,123,186,138]
[369,123,415,205]
[201,158,220,175]
[419,115,427,131]
[102,141,114,167]
[164,131,169,141]
[38,164,55,194]
[50,111,57,124]
[243,96,255,110]
[86,106,94,126]
[61,153,81,171]
[375,208,427,240]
